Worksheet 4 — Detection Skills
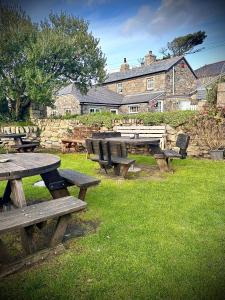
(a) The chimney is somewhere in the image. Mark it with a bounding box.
[120,58,130,72]
[144,50,156,66]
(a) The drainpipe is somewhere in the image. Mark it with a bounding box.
[172,66,175,95]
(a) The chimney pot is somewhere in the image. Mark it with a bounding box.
[144,50,156,66]
[120,58,130,72]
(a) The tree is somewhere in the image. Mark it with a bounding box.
[0,5,106,120]
[159,31,207,58]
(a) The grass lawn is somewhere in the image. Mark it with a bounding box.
[0,153,225,299]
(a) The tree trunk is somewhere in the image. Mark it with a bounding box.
[15,99,21,120]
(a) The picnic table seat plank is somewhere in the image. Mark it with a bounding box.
[58,169,101,200]
[0,196,86,235]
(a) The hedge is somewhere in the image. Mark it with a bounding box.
[61,110,197,128]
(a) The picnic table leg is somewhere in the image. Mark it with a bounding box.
[113,164,121,176]
[50,214,72,247]
[20,226,36,255]
[10,179,26,208]
[0,181,12,209]
[121,165,130,178]
[9,179,37,254]
[41,170,70,199]
[78,187,87,201]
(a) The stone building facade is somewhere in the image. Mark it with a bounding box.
[48,51,198,116]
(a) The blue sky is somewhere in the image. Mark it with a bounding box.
[7,0,225,72]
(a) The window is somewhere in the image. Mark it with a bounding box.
[129,105,139,114]
[65,109,72,115]
[89,108,101,113]
[146,78,154,90]
[156,100,163,112]
[51,110,57,117]
[110,109,118,114]
[117,83,123,93]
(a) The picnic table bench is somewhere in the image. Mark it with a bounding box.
[154,134,190,172]
[61,126,99,153]
[58,169,101,200]
[0,153,87,274]
[113,125,167,149]
[86,138,135,178]
[0,133,39,152]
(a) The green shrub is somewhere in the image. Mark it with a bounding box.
[58,110,197,128]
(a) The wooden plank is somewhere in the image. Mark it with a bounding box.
[114,126,166,130]
[0,244,65,278]
[0,153,61,181]
[118,130,166,134]
[58,169,100,188]
[111,157,135,165]
[0,196,87,234]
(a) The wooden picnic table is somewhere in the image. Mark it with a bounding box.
[105,136,160,146]
[0,133,39,152]
[104,136,161,155]
[0,133,26,144]
[0,153,69,209]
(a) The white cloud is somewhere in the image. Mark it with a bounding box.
[122,0,225,37]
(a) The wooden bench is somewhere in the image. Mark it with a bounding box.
[86,139,135,178]
[14,142,39,152]
[154,134,190,172]
[113,125,167,149]
[58,169,101,200]
[0,196,86,258]
[61,126,99,153]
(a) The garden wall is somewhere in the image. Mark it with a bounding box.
[34,118,208,157]
[0,118,211,157]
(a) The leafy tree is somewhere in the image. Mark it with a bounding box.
[0,5,106,120]
[160,31,207,58]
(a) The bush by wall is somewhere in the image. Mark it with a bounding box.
[58,110,197,128]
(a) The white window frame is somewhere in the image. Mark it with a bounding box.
[146,78,154,91]
[129,105,140,114]
[156,100,163,112]
[110,109,118,114]
[89,107,101,113]
[117,83,123,93]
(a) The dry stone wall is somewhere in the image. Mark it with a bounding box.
[0,118,213,157]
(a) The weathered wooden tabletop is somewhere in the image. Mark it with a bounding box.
[0,153,61,181]
[104,137,160,146]
[0,133,26,139]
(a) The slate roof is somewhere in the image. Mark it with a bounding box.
[195,60,225,78]
[122,92,165,105]
[57,83,123,106]
[56,84,166,106]
[104,56,184,83]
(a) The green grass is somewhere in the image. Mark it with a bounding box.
[0,154,225,300]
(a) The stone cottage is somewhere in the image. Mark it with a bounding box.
[48,51,198,116]
[194,60,225,101]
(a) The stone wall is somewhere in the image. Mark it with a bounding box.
[165,59,196,95]
[105,73,166,96]
[47,94,81,117]
[81,104,119,114]
[119,103,149,114]
[217,82,225,106]
[0,125,39,148]
[0,118,213,157]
